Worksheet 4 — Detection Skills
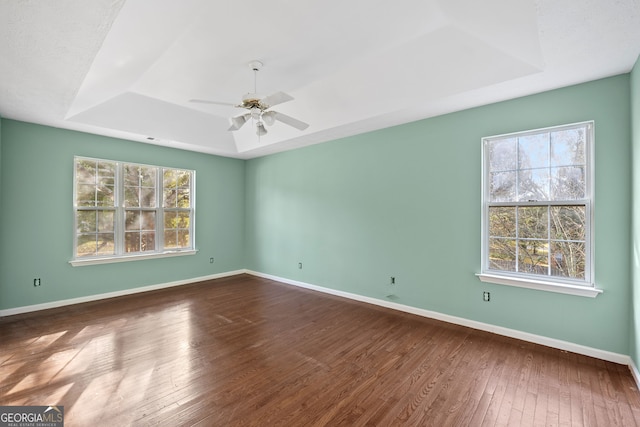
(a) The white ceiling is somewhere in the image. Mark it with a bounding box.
[1,0,639,159]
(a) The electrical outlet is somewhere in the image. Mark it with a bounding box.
[386,276,397,299]
[483,291,490,302]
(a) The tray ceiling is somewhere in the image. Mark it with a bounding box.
[1,0,639,158]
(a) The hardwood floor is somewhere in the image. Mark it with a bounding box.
[2,274,640,426]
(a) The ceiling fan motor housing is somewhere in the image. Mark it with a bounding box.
[240,93,268,110]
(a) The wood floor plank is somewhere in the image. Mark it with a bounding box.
[2,274,640,426]
[479,338,523,426]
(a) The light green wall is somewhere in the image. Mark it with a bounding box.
[245,75,632,354]
[0,120,245,310]
[0,115,3,237]
[631,55,640,366]
[0,116,3,275]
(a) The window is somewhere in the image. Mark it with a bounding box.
[478,122,601,297]
[72,157,195,265]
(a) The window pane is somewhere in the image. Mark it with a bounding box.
[124,186,140,207]
[76,160,96,184]
[178,229,190,248]
[141,211,156,230]
[77,210,96,233]
[141,232,155,252]
[140,187,156,208]
[164,211,177,228]
[125,232,140,252]
[96,233,115,255]
[551,128,585,166]
[164,189,177,208]
[176,169,191,186]
[518,133,549,169]
[96,185,115,207]
[518,207,548,239]
[97,161,115,179]
[489,138,517,172]
[96,162,115,207]
[177,189,190,208]
[489,238,516,272]
[163,169,177,188]
[489,207,515,237]
[77,184,96,207]
[124,165,139,186]
[97,211,114,232]
[141,168,156,187]
[551,166,585,200]
[164,230,177,248]
[550,241,585,279]
[518,240,548,275]
[77,234,97,257]
[126,211,140,230]
[177,211,190,228]
[518,168,549,201]
[490,171,516,202]
[550,206,585,241]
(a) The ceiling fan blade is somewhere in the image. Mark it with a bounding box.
[228,113,250,131]
[261,91,294,108]
[189,99,236,107]
[273,111,309,131]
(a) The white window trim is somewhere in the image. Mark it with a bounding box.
[71,156,196,266]
[478,121,602,297]
[70,249,198,267]
[476,273,602,297]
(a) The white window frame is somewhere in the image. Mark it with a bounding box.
[70,156,197,266]
[477,121,602,297]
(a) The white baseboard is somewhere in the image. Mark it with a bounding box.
[630,358,640,389]
[246,270,632,367]
[0,270,246,317]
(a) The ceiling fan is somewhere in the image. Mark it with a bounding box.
[190,61,309,137]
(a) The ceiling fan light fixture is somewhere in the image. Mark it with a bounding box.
[262,111,276,126]
[256,122,267,136]
[250,107,262,120]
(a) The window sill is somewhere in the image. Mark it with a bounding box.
[70,249,198,267]
[476,273,603,298]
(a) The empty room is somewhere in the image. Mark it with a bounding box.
[2,0,640,425]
